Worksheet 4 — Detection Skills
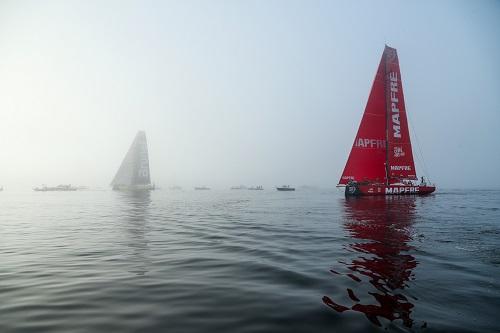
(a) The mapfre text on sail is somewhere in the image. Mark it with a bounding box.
[389,72,401,139]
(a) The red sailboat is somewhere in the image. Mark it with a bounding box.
[339,46,435,196]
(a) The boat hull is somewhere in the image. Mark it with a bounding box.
[277,188,295,191]
[345,184,435,196]
[112,184,155,191]
[34,188,77,192]
[33,185,77,191]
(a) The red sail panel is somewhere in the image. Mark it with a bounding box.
[384,46,417,181]
[339,55,387,185]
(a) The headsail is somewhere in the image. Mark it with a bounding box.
[111,131,151,188]
[384,47,417,181]
[339,46,417,185]
[338,52,387,185]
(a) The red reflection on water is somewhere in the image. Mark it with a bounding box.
[323,196,418,328]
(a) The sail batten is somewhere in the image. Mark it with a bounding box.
[111,131,152,189]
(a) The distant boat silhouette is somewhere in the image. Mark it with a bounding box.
[194,186,210,190]
[248,186,263,190]
[111,131,155,191]
[276,185,295,191]
[33,184,77,192]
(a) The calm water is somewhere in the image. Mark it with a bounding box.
[1,189,499,332]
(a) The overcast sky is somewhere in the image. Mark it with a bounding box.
[1,0,499,189]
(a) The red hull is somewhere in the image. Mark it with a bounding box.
[346,184,435,196]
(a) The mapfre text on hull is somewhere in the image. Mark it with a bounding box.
[345,183,435,196]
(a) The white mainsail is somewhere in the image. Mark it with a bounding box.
[111,131,153,190]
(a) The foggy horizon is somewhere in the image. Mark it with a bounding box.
[1,0,499,190]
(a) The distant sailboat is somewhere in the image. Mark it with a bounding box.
[111,131,155,191]
[339,46,435,196]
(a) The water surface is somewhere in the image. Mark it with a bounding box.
[1,189,499,332]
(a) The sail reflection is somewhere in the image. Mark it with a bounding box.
[117,191,152,276]
[119,190,152,219]
[323,196,418,328]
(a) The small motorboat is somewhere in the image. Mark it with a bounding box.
[276,185,295,191]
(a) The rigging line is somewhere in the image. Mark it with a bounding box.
[407,107,432,183]
[410,122,431,182]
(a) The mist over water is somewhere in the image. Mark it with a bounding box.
[1,1,500,333]
[1,1,500,189]
[1,189,499,332]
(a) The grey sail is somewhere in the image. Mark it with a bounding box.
[111,131,154,190]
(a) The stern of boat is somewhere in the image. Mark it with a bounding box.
[345,182,361,196]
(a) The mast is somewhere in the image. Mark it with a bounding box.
[384,46,390,186]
